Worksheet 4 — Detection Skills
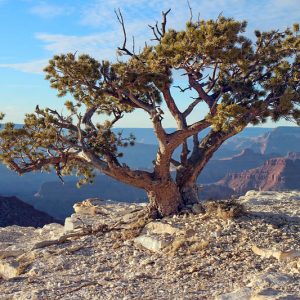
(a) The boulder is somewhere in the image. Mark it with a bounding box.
[133,221,186,252]
[73,198,104,215]
[192,203,205,214]
[134,235,172,252]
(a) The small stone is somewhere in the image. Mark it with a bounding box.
[185,228,196,238]
[0,259,22,279]
[252,245,300,261]
[73,198,103,214]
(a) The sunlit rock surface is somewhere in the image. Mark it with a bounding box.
[0,191,299,299]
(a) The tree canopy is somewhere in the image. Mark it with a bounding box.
[0,11,299,216]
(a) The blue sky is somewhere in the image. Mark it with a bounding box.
[0,0,299,127]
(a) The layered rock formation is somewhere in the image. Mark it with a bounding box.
[0,191,299,299]
[198,148,277,184]
[219,126,300,158]
[0,196,60,227]
[252,126,300,155]
[219,153,300,195]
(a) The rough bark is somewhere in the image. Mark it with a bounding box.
[147,181,182,216]
[180,182,201,206]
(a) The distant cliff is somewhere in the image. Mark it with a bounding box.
[198,148,277,184]
[219,153,300,195]
[253,127,300,155]
[0,196,60,227]
[220,126,300,156]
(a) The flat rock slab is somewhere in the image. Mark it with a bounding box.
[65,198,146,233]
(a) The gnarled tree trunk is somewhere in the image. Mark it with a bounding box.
[147,181,182,216]
[180,182,200,205]
[147,180,205,216]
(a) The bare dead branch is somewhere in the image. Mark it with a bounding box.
[132,35,135,55]
[161,9,171,36]
[187,0,193,22]
[115,8,135,57]
[197,12,201,24]
[155,21,163,37]
[174,85,191,93]
[149,9,171,41]
[148,24,160,41]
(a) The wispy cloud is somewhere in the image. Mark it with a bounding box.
[35,16,154,59]
[1,0,299,75]
[30,2,73,18]
[80,0,300,30]
[0,59,48,74]
[35,32,121,59]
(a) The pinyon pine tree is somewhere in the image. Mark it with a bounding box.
[0,11,299,216]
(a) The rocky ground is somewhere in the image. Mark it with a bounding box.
[0,191,300,300]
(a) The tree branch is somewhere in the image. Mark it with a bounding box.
[187,0,193,22]
[180,140,189,165]
[128,91,154,113]
[161,9,171,36]
[82,106,97,129]
[188,73,215,112]
[148,9,171,41]
[161,84,186,129]
[167,119,211,149]
[115,9,135,57]
[176,128,240,186]
[82,150,153,189]
[183,98,202,117]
